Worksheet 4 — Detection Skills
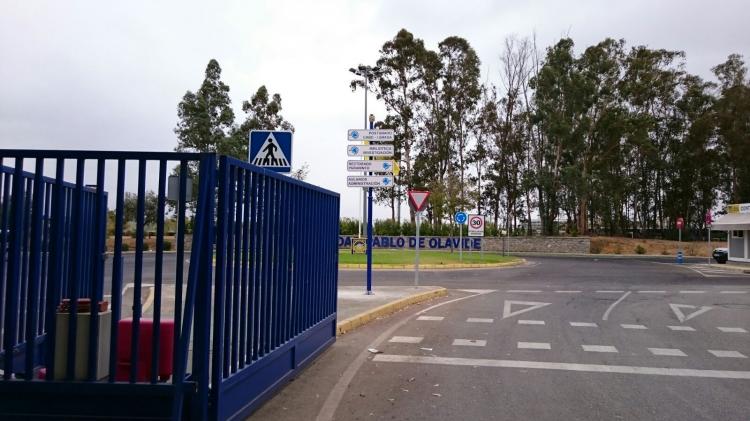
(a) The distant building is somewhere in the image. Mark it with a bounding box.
[712,203,750,263]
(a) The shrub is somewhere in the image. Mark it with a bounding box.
[661,249,669,255]
[143,242,150,252]
[121,243,130,252]
[614,244,622,254]
[163,240,173,251]
[634,245,646,255]
[590,242,602,254]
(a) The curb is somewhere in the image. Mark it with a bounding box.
[336,287,448,336]
[339,259,524,270]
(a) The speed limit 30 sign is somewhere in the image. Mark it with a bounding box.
[467,214,485,237]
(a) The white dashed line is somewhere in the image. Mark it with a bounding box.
[417,316,444,321]
[582,345,618,353]
[717,327,748,333]
[708,350,747,359]
[648,348,687,357]
[507,290,542,293]
[517,342,551,350]
[467,318,494,323]
[373,354,750,379]
[679,290,705,294]
[637,291,666,294]
[596,290,625,293]
[621,324,648,330]
[554,290,582,293]
[720,291,748,294]
[570,322,598,327]
[518,320,545,325]
[388,336,423,344]
[668,326,696,331]
[453,339,487,347]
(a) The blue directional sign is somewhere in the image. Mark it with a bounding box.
[454,211,467,224]
[249,130,293,172]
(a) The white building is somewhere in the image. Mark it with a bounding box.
[712,203,750,263]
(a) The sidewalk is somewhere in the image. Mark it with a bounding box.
[336,285,446,335]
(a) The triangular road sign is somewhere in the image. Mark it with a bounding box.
[408,190,430,212]
[669,303,713,323]
[251,132,290,167]
[502,300,551,319]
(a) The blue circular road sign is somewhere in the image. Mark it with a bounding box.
[454,211,467,224]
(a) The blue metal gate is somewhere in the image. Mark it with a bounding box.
[0,150,340,420]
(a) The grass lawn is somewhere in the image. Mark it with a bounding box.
[339,249,518,265]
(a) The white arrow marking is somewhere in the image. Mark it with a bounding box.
[669,303,713,323]
[502,300,551,319]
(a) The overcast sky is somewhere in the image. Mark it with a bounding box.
[1,0,747,220]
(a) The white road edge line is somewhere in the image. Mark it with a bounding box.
[717,327,748,333]
[417,316,444,321]
[453,339,487,347]
[596,290,625,293]
[602,291,631,320]
[720,291,748,294]
[570,322,598,327]
[668,326,696,331]
[621,324,648,330]
[637,291,666,294]
[507,290,542,293]
[372,355,750,379]
[554,290,582,293]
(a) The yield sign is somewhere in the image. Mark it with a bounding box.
[408,190,430,212]
[669,303,713,323]
[502,300,551,319]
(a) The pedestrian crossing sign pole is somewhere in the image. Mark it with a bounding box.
[248,130,293,172]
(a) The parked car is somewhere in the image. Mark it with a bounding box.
[712,247,728,264]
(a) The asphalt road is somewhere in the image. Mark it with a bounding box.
[250,256,750,421]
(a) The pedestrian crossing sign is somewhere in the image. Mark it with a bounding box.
[248,130,293,172]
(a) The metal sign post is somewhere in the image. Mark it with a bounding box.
[415,211,421,287]
[454,211,467,262]
[706,211,713,265]
[676,217,684,264]
[407,190,430,288]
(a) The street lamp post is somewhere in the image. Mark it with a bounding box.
[350,65,381,295]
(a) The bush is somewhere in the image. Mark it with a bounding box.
[634,244,646,255]
[374,219,401,236]
[143,242,150,252]
[590,242,602,254]
[614,244,622,254]
[661,249,669,255]
[163,240,173,251]
[121,243,130,252]
[339,218,359,235]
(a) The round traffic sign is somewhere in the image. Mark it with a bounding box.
[469,215,484,229]
[454,211,467,224]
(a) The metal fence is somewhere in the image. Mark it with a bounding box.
[0,150,339,420]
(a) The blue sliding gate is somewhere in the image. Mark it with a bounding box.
[0,150,340,420]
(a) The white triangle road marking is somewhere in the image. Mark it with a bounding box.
[502,300,551,319]
[251,132,290,167]
[669,303,713,323]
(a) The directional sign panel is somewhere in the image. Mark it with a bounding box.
[347,129,395,142]
[249,130,293,172]
[347,144,394,157]
[347,175,394,188]
[347,160,395,173]
[468,214,485,237]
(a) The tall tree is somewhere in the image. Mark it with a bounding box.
[174,59,235,154]
[226,85,295,159]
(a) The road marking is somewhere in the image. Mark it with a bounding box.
[502,300,551,319]
[596,290,625,293]
[669,303,713,323]
[582,345,618,353]
[417,316,444,321]
[648,348,687,357]
[372,355,750,379]
[668,326,696,331]
[717,327,748,333]
[638,291,666,294]
[679,290,706,294]
[621,324,648,330]
[467,317,494,323]
[708,350,747,359]
[506,290,542,293]
[389,336,423,344]
[458,289,498,294]
[570,322,598,327]
[317,289,494,421]
[453,339,486,347]
[141,287,156,314]
[518,320,545,325]
[554,290,582,293]
[602,291,631,320]
[518,342,551,350]
[720,291,748,294]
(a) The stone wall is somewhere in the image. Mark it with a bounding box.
[482,236,590,254]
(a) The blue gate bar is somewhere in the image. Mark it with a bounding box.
[108,159,126,383]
